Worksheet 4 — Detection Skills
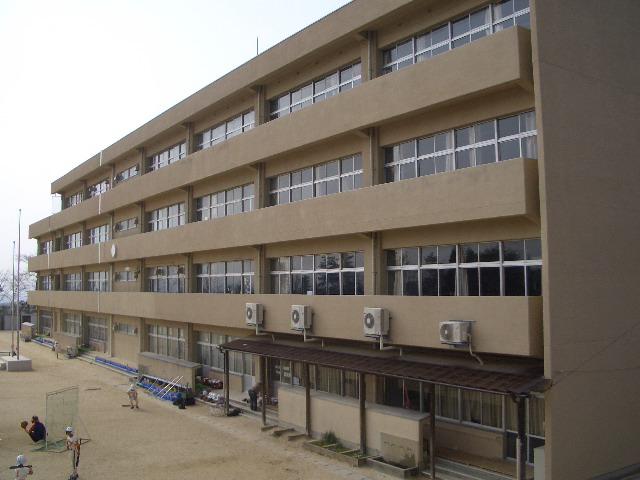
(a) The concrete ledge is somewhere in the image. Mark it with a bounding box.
[1,356,33,371]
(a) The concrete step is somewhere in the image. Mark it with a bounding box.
[261,425,277,432]
[286,432,308,441]
[272,427,294,437]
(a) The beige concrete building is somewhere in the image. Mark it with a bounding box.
[27,1,640,479]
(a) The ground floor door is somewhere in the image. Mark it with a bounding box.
[86,316,108,353]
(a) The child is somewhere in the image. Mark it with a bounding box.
[65,426,80,479]
[127,384,139,409]
[12,454,33,480]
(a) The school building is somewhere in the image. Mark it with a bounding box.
[27,1,640,479]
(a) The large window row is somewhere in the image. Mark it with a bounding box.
[38,274,54,291]
[64,191,83,209]
[39,239,53,255]
[195,184,254,222]
[194,260,255,294]
[87,178,110,198]
[147,203,186,232]
[113,164,139,185]
[387,238,541,297]
[64,232,82,250]
[385,111,537,182]
[114,217,138,233]
[382,0,530,74]
[195,332,253,375]
[87,271,109,292]
[87,224,110,244]
[147,324,185,360]
[146,142,187,173]
[64,273,82,291]
[268,154,363,206]
[146,264,185,293]
[86,315,108,343]
[196,110,255,151]
[274,359,359,399]
[270,251,364,295]
[62,312,82,337]
[270,62,361,120]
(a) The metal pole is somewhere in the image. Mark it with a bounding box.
[359,372,366,455]
[304,362,311,436]
[516,396,527,480]
[429,383,436,479]
[260,356,267,426]
[223,350,230,415]
[11,241,15,356]
[16,209,21,360]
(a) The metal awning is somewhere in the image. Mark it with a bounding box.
[221,338,544,396]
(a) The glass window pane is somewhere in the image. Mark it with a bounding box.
[505,266,525,296]
[526,239,542,260]
[439,268,457,296]
[475,121,495,142]
[527,265,542,296]
[498,115,520,138]
[388,270,402,295]
[403,270,419,296]
[421,246,437,265]
[470,7,490,28]
[455,149,472,169]
[462,390,482,423]
[402,248,419,266]
[396,39,413,58]
[438,245,457,264]
[480,267,500,296]
[341,271,355,295]
[400,162,416,180]
[314,273,326,295]
[327,272,340,295]
[418,136,434,156]
[475,144,496,165]
[418,158,435,177]
[452,16,470,37]
[521,136,538,159]
[460,268,479,295]
[461,244,478,263]
[399,141,416,160]
[499,139,520,161]
[479,242,500,262]
[421,269,438,296]
[503,240,525,261]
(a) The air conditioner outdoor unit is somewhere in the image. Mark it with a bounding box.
[291,305,312,331]
[363,307,390,337]
[439,321,472,345]
[245,303,263,326]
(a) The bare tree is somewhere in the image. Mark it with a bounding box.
[0,255,36,304]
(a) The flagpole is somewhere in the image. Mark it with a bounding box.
[11,240,15,356]
[16,209,21,360]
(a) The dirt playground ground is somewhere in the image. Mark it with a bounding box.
[0,332,391,480]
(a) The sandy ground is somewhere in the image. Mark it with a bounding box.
[0,332,391,480]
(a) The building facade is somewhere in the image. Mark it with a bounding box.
[27,1,640,479]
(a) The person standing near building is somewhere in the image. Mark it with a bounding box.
[127,384,139,409]
[11,454,33,479]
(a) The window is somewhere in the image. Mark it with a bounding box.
[384,111,537,182]
[39,310,53,335]
[462,390,503,428]
[147,203,186,232]
[114,270,136,282]
[268,154,363,206]
[269,62,362,119]
[387,238,541,296]
[64,273,82,291]
[269,251,364,295]
[146,142,187,172]
[39,239,53,255]
[381,0,530,74]
[38,274,54,291]
[114,217,138,233]
[64,191,83,209]
[113,164,139,185]
[86,315,108,343]
[87,271,109,292]
[195,184,254,221]
[196,331,225,369]
[87,178,110,198]
[195,260,254,294]
[62,312,82,337]
[146,265,185,293]
[114,322,137,335]
[195,110,255,151]
[87,224,110,244]
[64,232,82,249]
[147,324,185,360]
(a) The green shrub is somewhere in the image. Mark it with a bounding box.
[321,431,338,445]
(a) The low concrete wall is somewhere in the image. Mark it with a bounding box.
[278,386,426,466]
[425,419,504,460]
[138,352,200,388]
[53,332,82,350]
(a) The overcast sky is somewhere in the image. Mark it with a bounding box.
[0,0,351,272]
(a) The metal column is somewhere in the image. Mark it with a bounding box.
[359,373,367,455]
[429,383,436,479]
[516,396,527,480]
[304,363,311,436]
[260,356,267,426]
[223,350,230,416]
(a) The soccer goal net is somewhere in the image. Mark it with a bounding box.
[44,386,79,451]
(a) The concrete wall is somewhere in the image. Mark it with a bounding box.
[531,1,640,478]
[111,315,140,365]
[138,352,199,388]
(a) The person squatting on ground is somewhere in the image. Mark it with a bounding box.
[20,416,46,443]
[127,384,139,409]
[65,426,81,479]
[11,454,33,480]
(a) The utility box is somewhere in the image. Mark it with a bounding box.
[20,322,35,341]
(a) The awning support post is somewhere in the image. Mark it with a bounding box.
[516,396,527,480]
[304,362,311,436]
[359,372,366,455]
[223,350,230,416]
[429,382,436,479]
[260,356,267,426]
